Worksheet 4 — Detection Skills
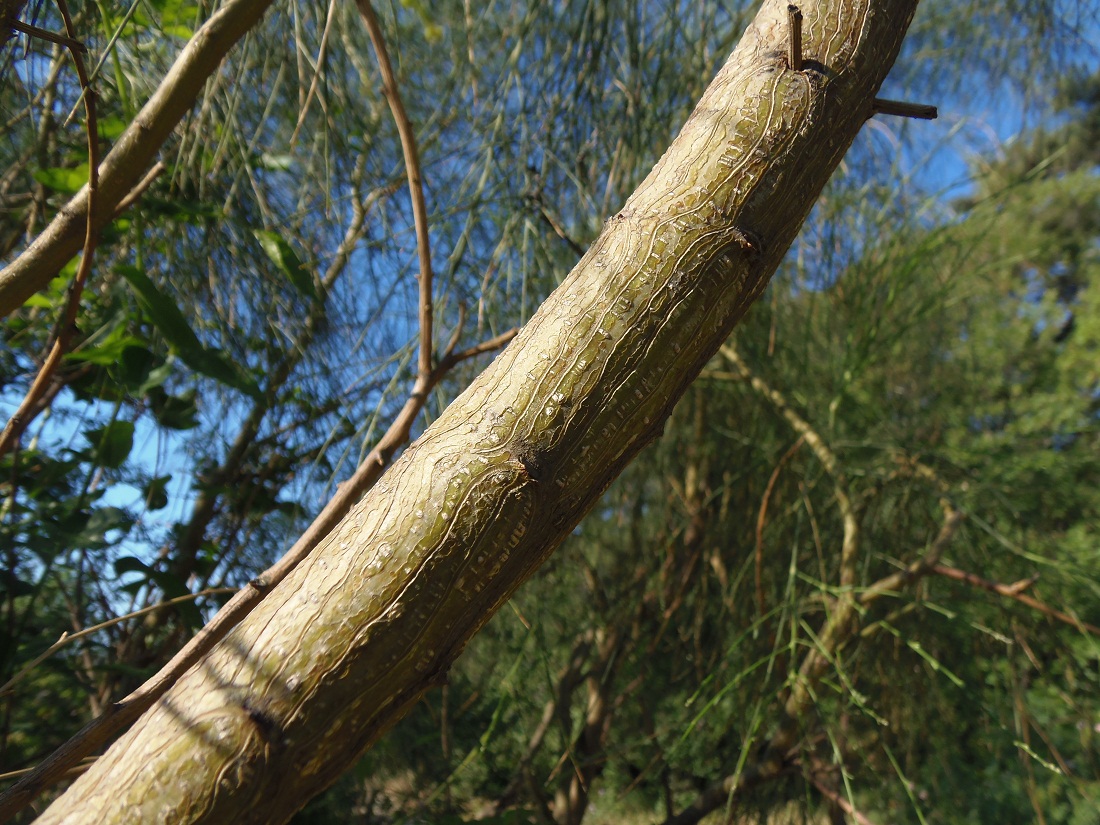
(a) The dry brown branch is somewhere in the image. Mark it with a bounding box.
[354,0,435,381]
[870,97,937,119]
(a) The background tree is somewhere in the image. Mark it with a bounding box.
[1,0,1098,823]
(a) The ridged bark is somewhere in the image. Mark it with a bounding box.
[37,1,918,821]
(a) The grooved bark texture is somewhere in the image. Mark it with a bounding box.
[38,1,918,821]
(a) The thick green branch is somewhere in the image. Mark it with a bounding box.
[36,1,920,821]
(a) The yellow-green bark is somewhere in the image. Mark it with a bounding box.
[37,1,919,821]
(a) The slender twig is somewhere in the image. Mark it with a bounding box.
[354,0,435,381]
[0,0,98,462]
[0,757,96,783]
[9,19,86,52]
[755,435,804,617]
[0,588,235,698]
[931,564,1100,636]
[289,0,338,146]
[111,161,166,218]
[806,771,879,825]
[0,326,516,820]
[722,345,859,588]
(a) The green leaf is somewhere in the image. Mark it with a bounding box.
[118,265,262,400]
[143,475,171,511]
[114,556,151,577]
[80,507,132,544]
[149,388,199,430]
[255,231,316,299]
[67,326,145,366]
[84,421,134,469]
[34,164,90,194]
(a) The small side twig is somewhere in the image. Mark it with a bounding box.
[0,757,96,784]
[9,19,86,52]
[870,98,938,120]
[111,161,166,218]
[806,771,879,825]
[355,0,435,382]
[787,5,803,72]
[932,564,1100,636]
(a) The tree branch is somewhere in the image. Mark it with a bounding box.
[30,1,922,819]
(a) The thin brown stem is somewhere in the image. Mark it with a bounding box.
[354,0,435,381]
[755,435,804,617]
[931,564,1100,636]
[806,771,879,825]
[111,161,166,218]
